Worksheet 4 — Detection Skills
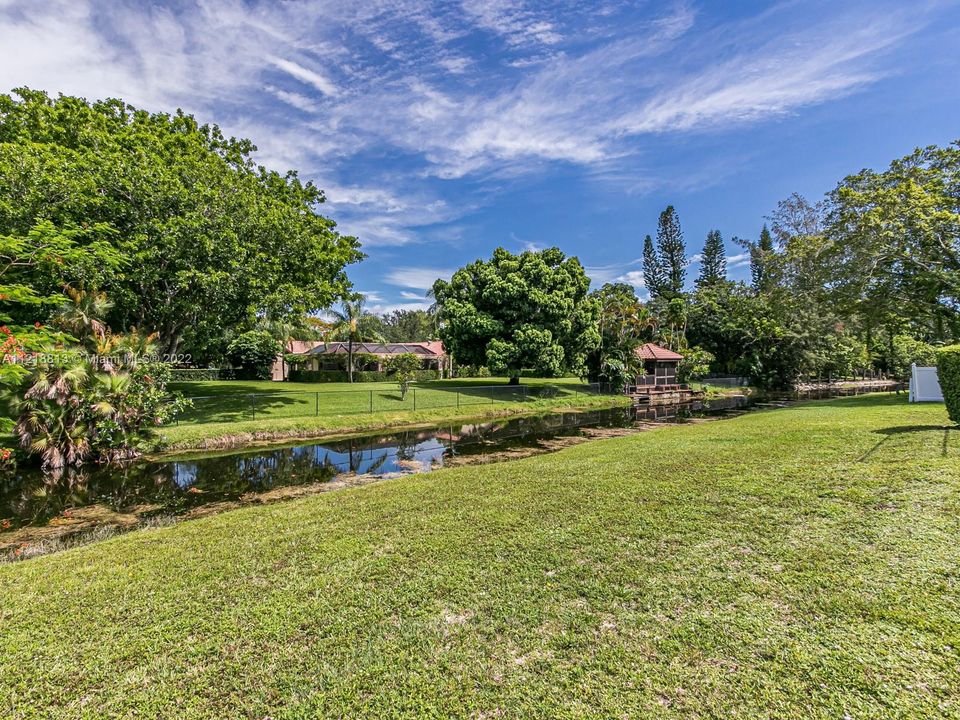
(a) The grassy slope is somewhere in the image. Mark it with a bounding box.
[2,395,959,718]
[162,377,626,450]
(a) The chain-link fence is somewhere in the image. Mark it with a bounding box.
[173,382,611,425]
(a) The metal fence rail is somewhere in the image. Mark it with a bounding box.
[173,382,611,426]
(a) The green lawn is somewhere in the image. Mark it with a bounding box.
[2,395,959,718]
[171,377,600,423]
[161,377,624,450]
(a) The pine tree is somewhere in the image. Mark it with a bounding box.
[750,224,775,292]
[696,229,726,288]
[642,233,666,299]
[657,206,686,297]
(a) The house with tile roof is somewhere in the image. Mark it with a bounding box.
[271,340,448,380]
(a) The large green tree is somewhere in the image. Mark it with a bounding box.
[432,248,600,384]
[656,206,687,298]
[696,229,726,288]
[823,142,960,342]
[0,88,362,360]
[641,233,666,299]
[735,225,777,294]
[379,309,436,342]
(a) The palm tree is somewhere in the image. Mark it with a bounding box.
[12,359,94,475]
[328,297,384,382]
[50,287,113,346]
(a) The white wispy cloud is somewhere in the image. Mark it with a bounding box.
[268,56,339,97]
[585,258,643,286]
[0,0,940,251]
[726,252,752,269]
[366,300,434,315]
[384,267,456,290]
[616,270,646,290]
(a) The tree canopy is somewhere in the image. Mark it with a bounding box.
[0,88,362,360]
[432,247,599,383]
[823,142,960,341]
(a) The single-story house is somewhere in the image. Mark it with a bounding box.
[271,340,448,381]
[634,343,683,387]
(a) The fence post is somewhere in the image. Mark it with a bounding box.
[315,391,319,416]
[250,394,255,421]
[413,387,417,411]
[456,390,460,409]
[369,389,373,413]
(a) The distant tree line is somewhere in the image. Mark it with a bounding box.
[433,141,959,390]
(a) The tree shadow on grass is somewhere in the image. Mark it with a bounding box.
[859,424,954,460]
[176,393,310,424]
[804,393,907,408]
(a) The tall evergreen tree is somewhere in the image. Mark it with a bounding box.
[696,229,726,288]
[641,233,666,299]
[750,224,775,292]
[657,206,687,297]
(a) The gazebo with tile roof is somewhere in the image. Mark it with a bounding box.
[633,343,684,388]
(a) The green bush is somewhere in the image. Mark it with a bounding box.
[455,365,491,378]
[169,368,232,381]
[678,346,715,384]
[289,370,349,383]
[226,331,282,380]
[936,345,960,424]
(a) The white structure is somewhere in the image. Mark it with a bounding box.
[909,364,944,402]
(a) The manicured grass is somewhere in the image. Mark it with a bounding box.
[161,377,624,450]
[2,395,959,718]
[170,377,597,423]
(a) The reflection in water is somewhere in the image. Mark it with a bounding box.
[0,396,771,552]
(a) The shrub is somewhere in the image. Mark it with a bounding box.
[289,370,349,383]
[936,345,960,424]
[169,368,231,381]
[226,331,282,380]
[455,365,491,378]
[678,346,715,384]
[11,357,189,475]
[386,353,422,399]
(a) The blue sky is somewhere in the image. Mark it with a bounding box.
[1,0,959,312]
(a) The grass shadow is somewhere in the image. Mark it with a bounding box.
[867,424,955,459]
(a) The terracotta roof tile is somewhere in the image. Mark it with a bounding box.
[308,341,446,357]
[635,343,684,361]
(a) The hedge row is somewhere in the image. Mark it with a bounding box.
[170,368,235,381]
[289,369,441,383]
[936,345,960,424]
